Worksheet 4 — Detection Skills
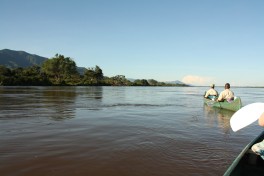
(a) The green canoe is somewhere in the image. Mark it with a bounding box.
[204,97,242,112]
[224,131,264,176]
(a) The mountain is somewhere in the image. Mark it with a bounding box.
[127,78,136,82]
[0,49,86,75]
[166,80,186,85]
[0,49,48,68]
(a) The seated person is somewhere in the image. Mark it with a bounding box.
[217,83,234,102]
[204,84,218,100]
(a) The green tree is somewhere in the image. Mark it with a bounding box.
[133,79,149,86]
[94,65,104,82]
[148,79,158,86]
[11,67,24,85]
[104,75,132,86]
[83,65,104,85]
[22,65,50,85]
[42,54,79,85]
[0,65,12,85]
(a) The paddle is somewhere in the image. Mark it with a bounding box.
[230,103,264,132]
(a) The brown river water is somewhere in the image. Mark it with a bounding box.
[0,86,264,176]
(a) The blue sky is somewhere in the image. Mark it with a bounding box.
[1,0,264,86]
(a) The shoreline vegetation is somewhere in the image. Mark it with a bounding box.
[0,54,189,87]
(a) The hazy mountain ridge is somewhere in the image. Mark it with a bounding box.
[165,80,185,85]
[0,49,48,68]
[0,49,86,74]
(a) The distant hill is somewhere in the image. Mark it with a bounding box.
[166,80,186,85]
[127,78,136,82]
[0,49,48,68]
[0,49,86,75]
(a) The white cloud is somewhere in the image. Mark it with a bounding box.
[182,75,214,86]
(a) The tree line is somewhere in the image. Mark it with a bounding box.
[0,54,188,86]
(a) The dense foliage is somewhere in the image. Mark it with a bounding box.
[0,54,188,86]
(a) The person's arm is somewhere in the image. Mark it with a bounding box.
[204,91,209,98]
[259,112,264,126]
[217,92,223,101]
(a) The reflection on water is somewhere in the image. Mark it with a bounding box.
[0,87,104,120]
[0,87,78,121]
[76,86,103,111]
[0,86,264,176]
[41,87,77,120]
[203,105,235,134]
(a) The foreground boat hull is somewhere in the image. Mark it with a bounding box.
[224,131,264,176]
[204,97,242,112]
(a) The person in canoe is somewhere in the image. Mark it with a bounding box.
[204,84,218,100]
[217,83,234,102]
[251,113,264,159]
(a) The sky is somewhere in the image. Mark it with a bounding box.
[1,0,264,86]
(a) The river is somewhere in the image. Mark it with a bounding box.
[0,86,263,176]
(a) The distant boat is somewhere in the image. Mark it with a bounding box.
[204,97,242,112]
[224,131,264,176]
